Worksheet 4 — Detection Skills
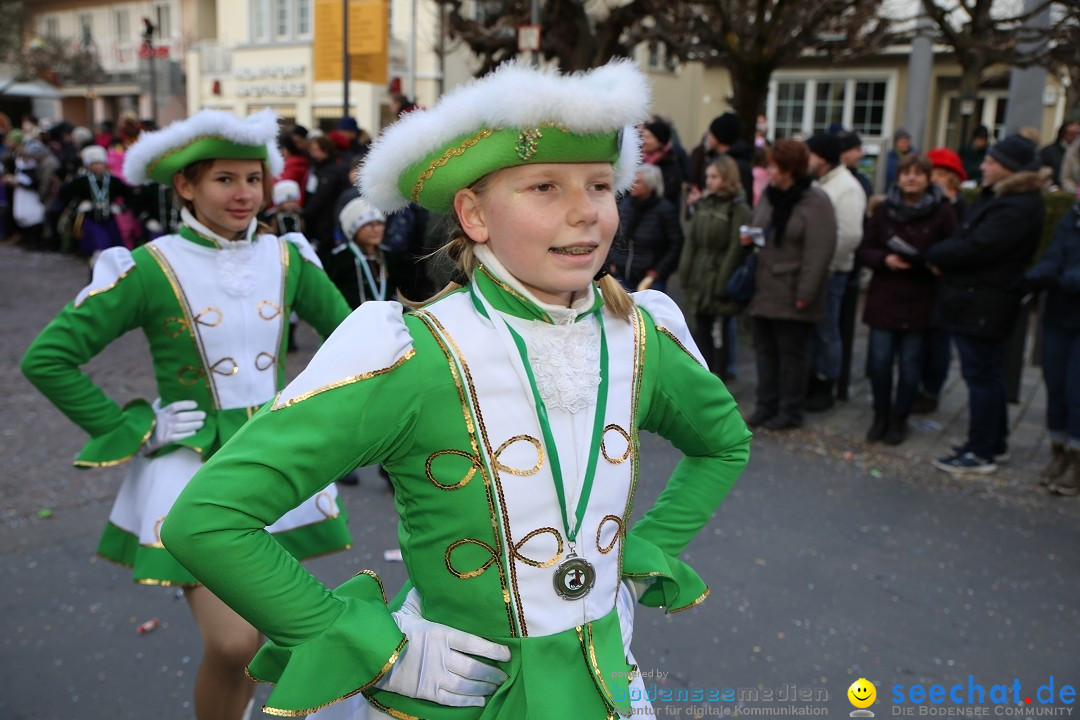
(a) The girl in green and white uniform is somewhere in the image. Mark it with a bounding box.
[162,62,751,720]
[21,109,354,720]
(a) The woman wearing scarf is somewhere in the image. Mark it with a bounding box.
[857,154,956,445]
[744,139,836,430]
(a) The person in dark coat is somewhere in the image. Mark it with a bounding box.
[856,154,956,445]
[302,135,350,254]
[688,113,755,211]
[1023,201,1080,495]
[1038,121,1079,190]
[607,164,683,292]
[744,139,837,430]
[640,119,685,206]
[924,135,1045,475]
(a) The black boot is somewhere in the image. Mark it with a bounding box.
[866,412,889,442]
[746,408,775,428]
[805,378,835,413]
[1040,442,1069,487]
[883,413,908,446]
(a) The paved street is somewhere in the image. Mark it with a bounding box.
[2,242,1077,720]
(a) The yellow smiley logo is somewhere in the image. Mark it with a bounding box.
[848,678,877,709]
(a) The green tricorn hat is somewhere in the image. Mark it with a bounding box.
[360,60,651,215]
[123,109,285,186]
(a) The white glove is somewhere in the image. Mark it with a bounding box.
[144,399,206,454]
[375,588,511,707]
[146,219,163,234]
[77,200,93,213]
[110,203,123,215]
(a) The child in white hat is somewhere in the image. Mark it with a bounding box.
[268,178,304,235]
[58,144,133,257]
[21,108,354,720]
[163,62,750,720]
[327,197,389,308]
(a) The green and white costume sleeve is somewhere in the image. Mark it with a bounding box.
[21,210,354,585]
[162,264,751,718]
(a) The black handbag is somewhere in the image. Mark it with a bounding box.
[725,249,758,304]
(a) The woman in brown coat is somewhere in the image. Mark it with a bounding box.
[744,140,837,430]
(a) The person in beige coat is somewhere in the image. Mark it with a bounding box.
[744,139,837,430]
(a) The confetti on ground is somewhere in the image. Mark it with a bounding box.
[136,618,160,635]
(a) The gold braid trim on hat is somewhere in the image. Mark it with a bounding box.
[411,129,495,203]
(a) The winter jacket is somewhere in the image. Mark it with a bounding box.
[677,193,751,317]
[1026,205,1080,330]
[302,156,350,249]
[857,186,956,330]
[279,154,311,205]
[746,185,836,323]
[923,170,1044,340]
[609,193,684,287]
[816,164,867,273]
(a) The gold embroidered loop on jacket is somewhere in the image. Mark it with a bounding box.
[163,316,190,338]
[195,306,222,327]
[596,515,624,554]
[601,424,632,464]
[258,299,282,320]
[425,449,481,490]
[493,434,544,476]
[255,352,276,371]
[210,357,239,376]
[445,538,498,579]
[151,517,166,548]
[178,365,206,386]
[315,491,339,518]
[511,527,564,568]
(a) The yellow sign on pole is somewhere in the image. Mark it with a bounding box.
[350,0,387,55]
[314,0,389,83]
[313,0,343,82]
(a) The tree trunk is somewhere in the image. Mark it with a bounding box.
[729,62,775,144]
[956,63,983,147]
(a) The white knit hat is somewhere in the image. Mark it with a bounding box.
[80,145,108,167]
[273,179,301,206]
[339,197,385,239]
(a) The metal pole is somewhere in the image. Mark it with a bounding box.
[147,25,158,125]
[409,0,417,99]
[530,0,539,67]
[343,0,350,120]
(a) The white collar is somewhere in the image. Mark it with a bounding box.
[473,244,596,325]
[181,207,258,247]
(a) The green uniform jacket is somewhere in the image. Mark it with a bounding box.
[162,270,751,718]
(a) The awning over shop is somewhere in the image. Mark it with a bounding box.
[0,77,61,99]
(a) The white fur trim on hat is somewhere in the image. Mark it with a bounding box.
[339,197,385,239]
[80,145,108,167]
[273,179,301,205]
[359,59,650,213]
[122,108,285,185]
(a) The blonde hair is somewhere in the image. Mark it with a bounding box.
[403,180,634,322]
[707,155,742,198]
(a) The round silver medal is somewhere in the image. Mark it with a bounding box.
[553,553,595,600]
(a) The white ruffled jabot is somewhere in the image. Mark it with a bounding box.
[474,246,601,414]
[181,208,260,298]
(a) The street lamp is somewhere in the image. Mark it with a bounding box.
[142,17,158,125]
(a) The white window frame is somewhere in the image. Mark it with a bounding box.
[936,90,1010,148]
[154,1,174,41]
[113,8,130,43]
[767,69,899,145]
[296,0,312,38]
[274,0,291,39]
[42,15,60,40]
